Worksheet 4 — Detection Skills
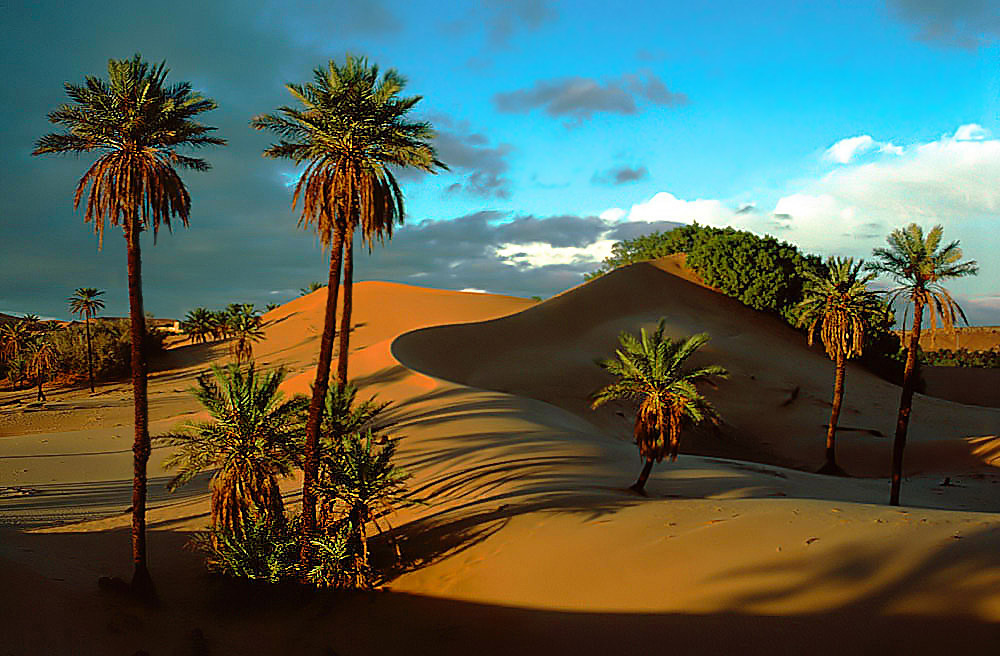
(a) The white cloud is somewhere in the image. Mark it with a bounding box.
[953,123,989,141]
[825,135,877,164]
[618,191,741,226]
[599,207,626,222]
[493,239,618,268]
[596,124,1000,317]
[824,134,904,164]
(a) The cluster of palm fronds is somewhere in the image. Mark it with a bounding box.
[161,365,411,588]
[181,303,265,363]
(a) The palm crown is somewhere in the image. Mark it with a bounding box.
[68,288,105,320]
[159,364,308,537]
[33,54,225,246]
[251,55,446,248]
[593,320,728,463]
[868,223,978,334]
[797,257,882,360]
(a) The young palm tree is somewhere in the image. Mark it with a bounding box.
[252,55,445,560]
[33,54,225,596]
[592,320,728,495]
[27,337,57,402]
[159,364,307,538]
[299,282,325,296]
[229,311,265,364]
[316,428,409,587]
[68,287,105,392]
[869,224,978,506]
[796,258,882,475]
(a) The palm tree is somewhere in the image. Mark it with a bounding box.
[229,311,265,364]
[299,282,325,296]
[252,55,445,560]
[318,429,410,588]
[27,337,57,402]
[796,258,882,475]
[181,307,215,344]
[1,321,32,389]
[68,288,105,392]
[33,54,225,596]
[159,364,307,538]
[592,320,728,495]
[869,224,978,506]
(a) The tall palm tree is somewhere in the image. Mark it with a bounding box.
[68,287,105,392]
[33,54,225,596]
[869,224,978,506]
[252,55,445,561]
[796,258,882,475]
[592,320,728,495]
[159,364,307,538]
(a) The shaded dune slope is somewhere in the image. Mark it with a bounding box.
[393,258,1000,476]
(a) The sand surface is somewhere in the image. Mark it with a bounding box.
[1,257,998,655]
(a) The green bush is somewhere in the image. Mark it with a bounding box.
[47,319,166,382]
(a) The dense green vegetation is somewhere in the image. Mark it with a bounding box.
[920,348,999,368]
[1,318,166,390]
[588,223,827,322]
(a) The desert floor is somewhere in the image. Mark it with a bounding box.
[2,257,999,655]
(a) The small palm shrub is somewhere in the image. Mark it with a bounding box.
[190,513,299,583]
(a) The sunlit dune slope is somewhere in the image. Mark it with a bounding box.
[393,256,1000,475]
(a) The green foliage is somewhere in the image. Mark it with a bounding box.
[43,319,165,383]
[158,363,308,536]
[593,320,728,464]
[920,348,1000,369]
[299,282,325,296]
[190,514,299,584]
[588,224,827,324]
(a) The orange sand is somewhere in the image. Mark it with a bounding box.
[1,257,998,655]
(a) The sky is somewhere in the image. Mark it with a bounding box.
[2,0,999,323]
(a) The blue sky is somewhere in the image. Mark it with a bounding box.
[3,0,999,322]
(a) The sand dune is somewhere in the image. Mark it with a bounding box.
[1,261,999,655]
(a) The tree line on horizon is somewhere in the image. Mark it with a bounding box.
[26,51,981,599]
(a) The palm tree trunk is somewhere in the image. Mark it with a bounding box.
[819,350,847,475]
[336,231,354,387]
[85,314,94,393]
[300,222,346,567]
[890,300,924,506]
[126,218,154,600]
[36,369,44,402]
[668,415,681,462]
[630,458,654,495]
[351,503,369,588]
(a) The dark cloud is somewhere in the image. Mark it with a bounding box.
[403,114,514,198]
[354,212,613,298]
[886,0,1000,48]
[443,0,558,48]
[485,0,558,46]
[493,70,687,123]
[592,165,650,185]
